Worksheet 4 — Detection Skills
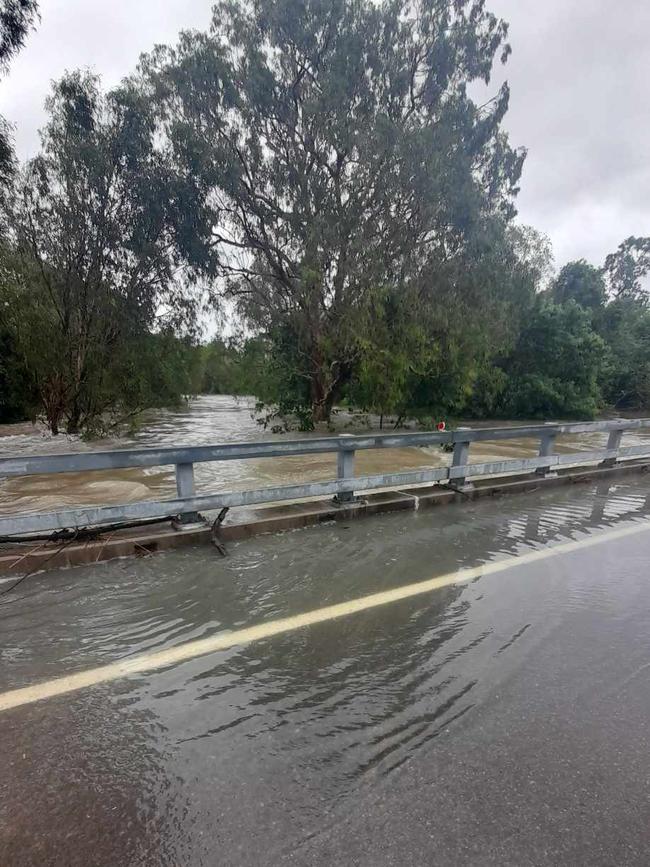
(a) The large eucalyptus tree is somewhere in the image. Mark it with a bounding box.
[144,0,525,424]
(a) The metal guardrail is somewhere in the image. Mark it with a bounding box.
[0,418,649,538]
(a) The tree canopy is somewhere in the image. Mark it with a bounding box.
[0,1,39,190]
[1,71,200,433]
[603,237,650,302]
[550,260,606,310]
[142,0,525,425]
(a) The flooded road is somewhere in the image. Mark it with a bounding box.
[2,475,650,864]
[2,394,650,519]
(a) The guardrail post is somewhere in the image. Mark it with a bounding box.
[536,424,558,477]
[450,428,473,492]
[174,462,201,526]
[334,435,357,504]
[601,425,624,467]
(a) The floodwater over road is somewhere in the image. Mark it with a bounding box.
[2,475,650,864]
[2,394,650,519]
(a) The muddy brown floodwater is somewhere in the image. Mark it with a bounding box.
[1,395,650,519]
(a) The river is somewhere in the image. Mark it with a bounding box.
[2,394,650,518]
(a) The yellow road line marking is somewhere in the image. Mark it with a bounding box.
[1,519,649,714]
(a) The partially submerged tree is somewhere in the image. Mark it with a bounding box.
[2,71,198,434]
[144,0,525,425]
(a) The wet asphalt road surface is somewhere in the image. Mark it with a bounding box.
[1,476,650,865]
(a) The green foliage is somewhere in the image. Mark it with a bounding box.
[1,70,200,434]
[346,220,549,422]
[144,0,524,425]
[97,331,194,432]
[474,301,606,419]
[596,297,650,409]
[0,1,39,190]
[550,260,606,310]
[0,0,38,66]
[463,365,509,418]
[347,286,424,421]
[0,321,33,422]
[464,238,650,420]
[247,326,319,430]
[603,237,650,301]
[193,337,269,398]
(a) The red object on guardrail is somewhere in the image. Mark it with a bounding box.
[436,421,446,431]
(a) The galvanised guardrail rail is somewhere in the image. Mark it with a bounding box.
[1,418,650,538]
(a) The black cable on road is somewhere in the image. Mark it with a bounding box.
[0,531,80,602]
[0,515,184,602]
[0,515,174,546]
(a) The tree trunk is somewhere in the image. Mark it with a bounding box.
[42,376,66,436]
[66,406,81,435]
[308,344,351,424]
[67,349,86,434]
[311,388,335,423]
[309,358,333,423]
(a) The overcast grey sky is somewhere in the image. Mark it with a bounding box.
[2,0,648,269]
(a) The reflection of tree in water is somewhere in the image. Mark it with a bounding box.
[0,687,190,867]
[496,477,650,552]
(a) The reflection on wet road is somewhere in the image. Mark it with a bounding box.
[2,476,650,864]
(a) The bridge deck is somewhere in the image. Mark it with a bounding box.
[2,476,650,865]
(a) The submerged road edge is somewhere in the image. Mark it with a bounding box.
[1,518,650,714]
[1,460,650,577]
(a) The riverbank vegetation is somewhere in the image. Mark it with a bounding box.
[1,0,650,434]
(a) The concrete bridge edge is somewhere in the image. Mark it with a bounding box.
[1,460,649,578]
